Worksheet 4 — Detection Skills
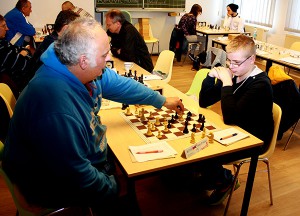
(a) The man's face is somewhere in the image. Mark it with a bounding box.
[106,17,121,34]
[227,6,233,16]
[22,1,32,17]
[0,20,9,39]
[86,29,111,81]
[226,49,254,78]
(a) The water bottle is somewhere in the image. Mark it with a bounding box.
[253,27,257,40]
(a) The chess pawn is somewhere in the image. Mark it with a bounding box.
[179,114,184,121]
[163,121,169,132]
[151,123,156,131]
[156,130,162,139]
[208,132,214,144]
[135,106,138,115]
[190,132,196,144]
[145,124,153,137]
[201,127,206,138]
[154,117,161,126]
[148,111,154,119]
[125,107,132,116]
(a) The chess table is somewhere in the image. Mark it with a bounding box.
[100,57,263,216]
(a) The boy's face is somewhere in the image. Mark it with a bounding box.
[0,20,8,39]
[226,49,254,77]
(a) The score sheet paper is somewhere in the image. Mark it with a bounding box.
[214,127,249,145]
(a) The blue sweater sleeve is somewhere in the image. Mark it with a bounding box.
[100,68,166,108]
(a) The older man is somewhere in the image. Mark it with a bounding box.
[4,0,36,47]
[105,9,154,72]
[3,17,183,214]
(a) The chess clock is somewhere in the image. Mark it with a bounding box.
[106,60,114,69]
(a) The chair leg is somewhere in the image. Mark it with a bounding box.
[224,163,242,216]
[283,119,299,150]
[262,159,273,205]
[151,43,154,56]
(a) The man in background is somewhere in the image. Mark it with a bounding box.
[62,1,93,18]
[105,9,154,72]
[30,10,79,74]
[4,0,36,47]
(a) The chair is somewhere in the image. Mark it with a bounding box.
[185,68,210,101]
[153,50,174,83]
[121,10,132,23]
[0,83,17,118]
[224,103,282,215]
[181,41,202,65]
[134,23,160,55]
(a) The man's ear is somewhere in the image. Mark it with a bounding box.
[79,55,88,70]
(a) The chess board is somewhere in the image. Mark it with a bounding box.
[120,106,219,143]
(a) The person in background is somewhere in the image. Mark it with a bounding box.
[0,14,32,98]
[199,34,273,205]
[178,4,206,55]
[4,0,36,47]
[61,1,93,18]
[3,17,184,214]
[30,10,79,74]
[223,3,244,33]
[105,9,154,72]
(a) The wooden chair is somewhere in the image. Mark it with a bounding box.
[134,23,160,55]
[153,50,174,83]
[224,103,282,216]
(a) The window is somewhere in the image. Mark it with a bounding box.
[222,0,276,28]
[285,0,300,33]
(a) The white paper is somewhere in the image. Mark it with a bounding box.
[129,141,177,162]
[279,57,300,65]
[143,75,163,81]
[213,127,249,145]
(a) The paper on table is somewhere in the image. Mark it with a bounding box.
[213,127,249,145]
[100,98,121,110]
[129,141,177,162]
[143,74,163,81]
[279,57,300,65]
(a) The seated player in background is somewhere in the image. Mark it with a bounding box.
[30,10,79,74]
[61,1,93,18]
[0,14,32,98]
[4,0,36,48]
[223,3,244,33]
[3,17,184,214]
[105,9,154,72]
[199,34,273,205]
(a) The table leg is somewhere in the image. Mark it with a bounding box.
[240,148,259,216]
[127,179,142,216]
[265,60,273,73]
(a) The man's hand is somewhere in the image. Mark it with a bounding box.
[209,67,233,86]
[163,97,184,115]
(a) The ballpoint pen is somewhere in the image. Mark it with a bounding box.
[220,133,238,140]
[136,150,163,154]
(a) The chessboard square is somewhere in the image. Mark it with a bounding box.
[206,125,216,130]
[165,110,174,114]
[137,125,147,130]
[130,119,140,123]
[162,114,171,118]
[174,131,184,136]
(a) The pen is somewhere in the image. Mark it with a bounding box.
[220,133,238,140]
[136,150,163,154]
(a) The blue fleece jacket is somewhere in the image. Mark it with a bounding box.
[3,43,166,207]
[4,8,36,46]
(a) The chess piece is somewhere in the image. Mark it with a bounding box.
[183,121,189,134]
[190,132,196,144]
[163,121,169,132]
[175,112,179,119]
[145,125,153,137]
[148,111,154,119]
[186,111,192,121]
[191,123,197,132]
[140,108,147,122]
[208,132,214,144]
[201,127,206,138]
[170,115,175,123]
[157,130,162,139]
[179,114,184,121]
[125,107,132,116]
[135,106,138,115]
[154,117,161,126]
[151,123,156,131]
[167,120,172,129]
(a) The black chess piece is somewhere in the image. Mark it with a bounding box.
[186,111,192,121]
[197,114,203,123]
[183,121,189,134]
[191,123,197,132]
[200,120,205,131]
[167,120,172,129]
[175,112,178,119]
[121,103,129,110]
[170,115,176,123]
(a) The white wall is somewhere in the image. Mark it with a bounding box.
[0,0,297,51]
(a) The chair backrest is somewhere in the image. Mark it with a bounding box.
[121,10,132,23]
[260,103,282,159]
[185,69,210,101]
[0,83,17,118]
[153,50,175,83]
[290,42,300,51]
[203,47,227,68]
